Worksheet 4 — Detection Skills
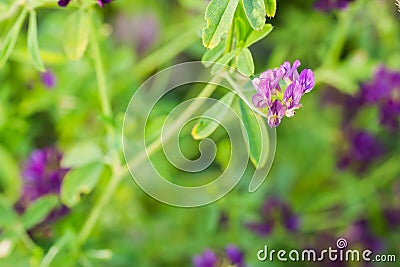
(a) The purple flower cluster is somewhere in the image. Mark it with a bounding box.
[15,148,69,221]
[314,0,354,12]
[337,130,384,173]
[58,0,112,8]
[193,245,246,267]
[322,66,400,173]
[246,197,299,236]
[252,60,315,127]
[361,66,400,131]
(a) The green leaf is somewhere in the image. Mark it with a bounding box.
[211,48,239,74]
[63,10,91,60]
[239,100,268,168]
[215,138,231,170]
[234,17,247,46]
[21,195,59,229]
[242,0,266,31]
[202,0,239,49]
[0,195,18,228]
[192,92,236,140]
[0,145,21,204]
[61,141,103,168]
[236,47,254,76]
[202,41,225,67]
[234,2,254,44]
[61,162,104,207]
[244,23,273,47]
[264,0,277,18]
[0,9,28,68]
[314,68,358,94]
[27,10,45,72]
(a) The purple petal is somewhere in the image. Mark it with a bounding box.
[252,93,268,108]
[267,100,285,127]
[299,69,315,93]
[285,104,302,118]
[282,60,301,81]
[260,69,274,81]
[252,78,261,90]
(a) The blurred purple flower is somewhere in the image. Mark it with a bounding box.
[97,0,112,8]
[58,0,112,7]
[57,0,71,7]
[193,245,247,267]
[346,220,383,252]
[193,249,217,267]
[380,100,400,131]
[361,66,400,103]
[247,197,299,236]
[338,130,384,173]
[41,70,56,89]
[361,66,400,131]
[384,208,400,227]
[225,245,246,267]
[15,147,69,222]
[252,60,315,127]
[314,0,354,12]
[114,13,160,55]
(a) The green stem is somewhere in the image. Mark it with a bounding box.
[224,22,234,54]
[77,11,120,246]
[0,0,23,23]
[125,74,222,173]
[90,18,112,119]
[77,165,123,245]
[19,231,37,252]
[78,76,221,246]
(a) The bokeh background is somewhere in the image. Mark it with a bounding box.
[0,0,399,266]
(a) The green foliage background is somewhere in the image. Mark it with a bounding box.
[0,0,399,266]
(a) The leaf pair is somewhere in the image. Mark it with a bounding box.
[202,23,272,76]
[60,142,105,207]
[202,0,276,49]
